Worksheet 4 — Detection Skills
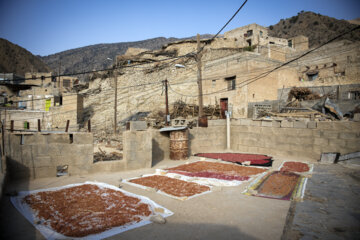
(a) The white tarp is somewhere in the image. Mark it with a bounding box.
[123,174,212,201]
[11,181,173,240]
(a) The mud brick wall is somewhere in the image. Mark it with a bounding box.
[123,130,152,170]
[231,119,360,162]
[5,132,93,179]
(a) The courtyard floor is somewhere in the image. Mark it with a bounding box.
[0,156,358,240]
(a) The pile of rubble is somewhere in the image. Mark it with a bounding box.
[94,147,123,163]
[145,100,221,128]
[258,87,359,121]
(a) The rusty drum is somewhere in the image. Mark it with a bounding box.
[170,130,189,160]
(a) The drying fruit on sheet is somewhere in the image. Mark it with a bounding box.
[280,161,310,173]
[257,171,300,199]
[166,161,267,180]
[129,175,210,197]
[23,184,152,238]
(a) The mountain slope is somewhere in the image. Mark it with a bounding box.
[41,37,182,78]
[0,38,51,76]
[268,11,360,48]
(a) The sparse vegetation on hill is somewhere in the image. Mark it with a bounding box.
[0,38,51,76]
[268,11,360,48]
[41,35,213,81]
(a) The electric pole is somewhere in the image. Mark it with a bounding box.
[197,34,204,118]
[114,57,118,134]
[164,79,169,126]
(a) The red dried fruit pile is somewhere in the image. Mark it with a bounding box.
[23,184,152,238]
[257,171,300,200]
[166,161,267,181]
[280,161,310,173]
[195,153,272,166]
[129,175,210,197]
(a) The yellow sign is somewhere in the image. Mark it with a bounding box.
[45,99,51,111]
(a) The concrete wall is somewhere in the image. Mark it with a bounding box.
[150,119,360,163]
[189,120,227,154]
[231,119,360,162]
[5,132,93,179]
[123,130,152,170]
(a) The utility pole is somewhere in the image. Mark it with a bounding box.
[164,79,169,126]
[114,57,118,134]
[197,34,204,118]
[58,60,61,89]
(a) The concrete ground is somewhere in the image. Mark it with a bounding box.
[0,157,291,240]
[282,163,360,240]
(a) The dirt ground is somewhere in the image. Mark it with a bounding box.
[0,157,292,240]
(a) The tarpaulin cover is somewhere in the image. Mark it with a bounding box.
[195,153,272,166]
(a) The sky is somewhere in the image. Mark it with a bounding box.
[0,0,359,56]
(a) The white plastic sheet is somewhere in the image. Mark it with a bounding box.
[11,181,173,240]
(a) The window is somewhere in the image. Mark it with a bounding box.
[54,95,63,106]
[247,39,252,46]
[307,72,319,81]
[269,41,275,44]
[260,31,263,37]
[288,40,293,48]
[348,91,360,100]
[225,76,236,91]
[247,30,253,37]
[212,79,216,88]
[63,79,71,87]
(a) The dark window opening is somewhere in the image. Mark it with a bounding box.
[225,76,236,91]
[212,79,216,88]
[247,39,252,46]
[63,79,71,87]
[307,72,319,81]
[348,91,360,100]
[269,41,275,44]
[247,30,253,37]
[54,95,63,106]
[260,31,263,37]
[69,134,73,144]
[288,40,293,48]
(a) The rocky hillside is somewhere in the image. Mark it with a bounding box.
[41,35,212,81]
[268,11,360,48]
[0,38,51,76]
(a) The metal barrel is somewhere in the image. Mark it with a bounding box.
[169,130,189,160]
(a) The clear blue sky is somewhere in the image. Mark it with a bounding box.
[0,0,359,56]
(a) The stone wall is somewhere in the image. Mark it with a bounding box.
[5,132,93,179]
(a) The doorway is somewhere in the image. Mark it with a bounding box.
[220,98,228,119]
